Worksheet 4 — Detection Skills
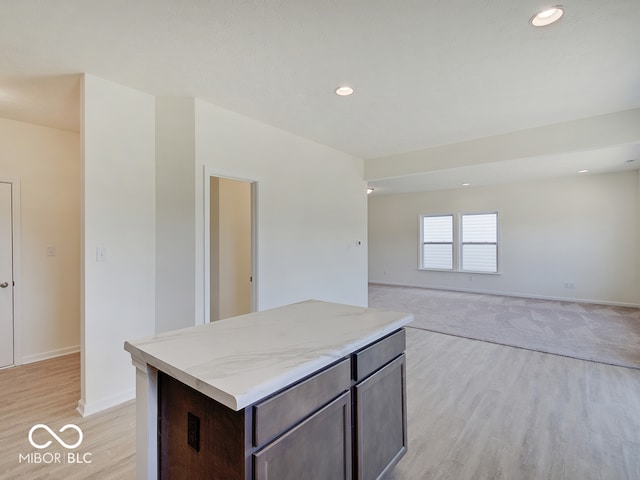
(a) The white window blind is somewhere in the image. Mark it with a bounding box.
[421,215,453,270]
[461,213,498,273]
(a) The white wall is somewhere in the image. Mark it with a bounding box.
[195,100,368,314]
[369,171,640,306]
[155,97,196,333]
[80,75,156,415]
[0,117,80,363]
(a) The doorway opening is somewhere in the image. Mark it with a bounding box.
[204,173,257,322]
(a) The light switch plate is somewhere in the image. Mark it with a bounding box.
[96,247,107,262]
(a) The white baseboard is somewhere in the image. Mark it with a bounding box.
[77,388,135,417]
[21,345,80,365]
[369,281,640,308]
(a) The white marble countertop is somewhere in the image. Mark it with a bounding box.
[124,300,412,411]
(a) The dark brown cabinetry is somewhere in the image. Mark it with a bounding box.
[157,329,407,480]
[353,328,407,480]
[253,359,351,447]
[254,392,352,480]
[355,355,407,480]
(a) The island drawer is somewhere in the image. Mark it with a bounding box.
[352,329,405,382]
[253,391,352,480]
[253,358,351,447]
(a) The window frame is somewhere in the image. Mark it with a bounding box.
[459,211,499,274]
[419,214,454,271]
[418,211,500,274]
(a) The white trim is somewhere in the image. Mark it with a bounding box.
[22,344,80,364]
[369,281,640,309]
[76,388,135,417]
[0,178,22,366]
[203,166,259,323]
[133,364,158,479]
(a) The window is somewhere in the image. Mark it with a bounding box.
[419,212,498,273]
[461,213,498,273]
[420,215,453,270]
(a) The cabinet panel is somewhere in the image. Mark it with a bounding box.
[254,391,352,480]
[158,371,251,480]
[253,358,350,446]
[355,354,407,480]
[353,329,405,381]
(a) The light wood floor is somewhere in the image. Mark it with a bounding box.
[0,353,135,479]
[2,330,640,479]
[392,327,640,480]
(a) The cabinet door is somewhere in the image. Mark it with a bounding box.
[355,354,407,480]
[254,391,352,480]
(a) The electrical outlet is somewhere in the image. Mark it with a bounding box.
[187,412,200,452]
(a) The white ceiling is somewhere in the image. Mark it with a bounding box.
[368,143,640,194]
[1,0,639,191]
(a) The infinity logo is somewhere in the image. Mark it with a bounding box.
[28,424,84,450]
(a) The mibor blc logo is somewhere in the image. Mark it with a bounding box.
[19,423,92,465]
[29,424,83,449]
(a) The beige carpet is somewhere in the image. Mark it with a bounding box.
[369,284,640,370]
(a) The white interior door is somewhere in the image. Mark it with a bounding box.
[0,182,14,368]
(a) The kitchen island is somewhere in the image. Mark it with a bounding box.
[125,299,412,480]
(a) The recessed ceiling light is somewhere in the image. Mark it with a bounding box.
[578,169,589,173]
[462,183,471,186]
[335,86,354,96]
[530,6,564,27]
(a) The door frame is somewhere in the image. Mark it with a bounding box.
[0,177,22,367]
[203,167,259,323]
